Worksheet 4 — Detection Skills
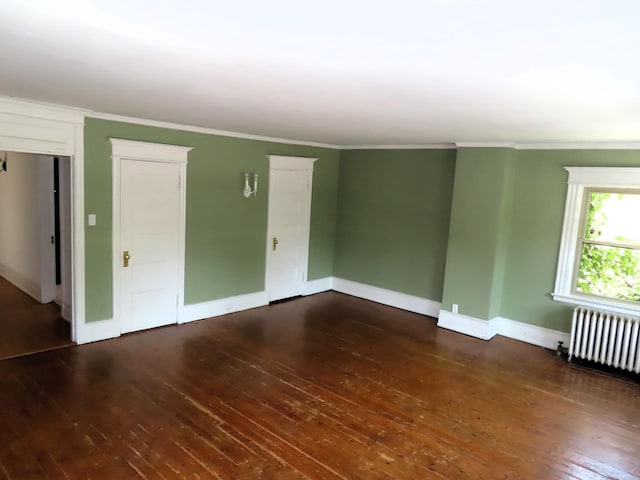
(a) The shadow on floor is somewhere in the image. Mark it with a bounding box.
[0,277,73,360]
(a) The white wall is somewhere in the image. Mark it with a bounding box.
[0,151,54,302]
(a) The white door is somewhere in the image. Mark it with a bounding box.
[119,159,182,333]
[265,155,317,302]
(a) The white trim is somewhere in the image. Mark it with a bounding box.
[553,182,583,297]
[495,317,571,350]
[437,310,570,348]
[37,156,56,304]
[565,167,640,186]
[71,123,84,343]
[60,301,72,322]
[4,95,640,152]
[268,155,318,171]
[0,96,84,344]
[551,293,640,319]
[181,291,268,323]
[0,263,41,301]
[92,112,340,149]
[552,167,640,316]
[302,277,334,296]
[437,310,498,340]
[456,142,517,149]
[516,142,640,150]
[333,277,441,317]
[341,142,640,151]
[110,138,191,163]
[340,144,456,150]
[111,139,192,334]
[75,318,120,345]
[456,141,640,150]
[0,96,86,125]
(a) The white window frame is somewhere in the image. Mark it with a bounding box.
[552,167,640,317]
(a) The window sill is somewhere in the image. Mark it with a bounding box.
[551,292,640,319]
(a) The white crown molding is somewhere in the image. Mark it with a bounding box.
[0,95,340,149]
[456,141,640,150]
[4,95,639,153]
[455,142,517,149]
[92,112,341,149]
[340,143,457,150]
[516,142,640,150]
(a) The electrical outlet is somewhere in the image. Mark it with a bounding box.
[452,303,459,314]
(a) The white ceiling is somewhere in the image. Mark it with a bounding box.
[1,0,639,146]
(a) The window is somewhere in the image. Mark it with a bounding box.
[553,167,640,317]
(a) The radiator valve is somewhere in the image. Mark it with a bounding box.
[556,341,568,358]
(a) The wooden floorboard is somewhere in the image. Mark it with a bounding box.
[0,277,73,361]
[0,291,638,479]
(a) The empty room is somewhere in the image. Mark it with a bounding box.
[0,1,639,478]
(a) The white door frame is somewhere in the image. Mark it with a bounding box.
[265,155,317,300]
[37,155,56,304]
[0,97,85,342]
[110,139,191,333]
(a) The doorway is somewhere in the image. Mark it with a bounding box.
[265,155,317,302]
[0,151,73,359]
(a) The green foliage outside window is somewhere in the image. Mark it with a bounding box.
[576,192,640,303]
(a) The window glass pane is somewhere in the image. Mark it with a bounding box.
[577,243,640,302]
[584,191,640,246]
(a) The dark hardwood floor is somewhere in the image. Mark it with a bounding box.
[0,277,72,361]
[0,291,638,479]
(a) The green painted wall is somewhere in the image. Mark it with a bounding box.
[84,118,339,322]
[333,149,456,300]
[441,148,516,320]
[81,117,640,335]
[501,149,640,331]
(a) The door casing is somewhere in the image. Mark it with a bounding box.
[0,98,83,342]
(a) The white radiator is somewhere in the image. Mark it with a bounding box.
[569,307,640,373]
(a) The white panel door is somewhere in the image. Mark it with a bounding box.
[265,168,312,301]
[119,159,182,333]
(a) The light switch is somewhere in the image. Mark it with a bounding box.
[88,214,97,226]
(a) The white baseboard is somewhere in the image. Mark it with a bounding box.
[60,301,72,322]
[302,277,333,296]
[181,291,269,324]
[495,317,570,350]
[437,309,498,340]
[0,263,41,302]
[75,318,120,345]
[437,309,570,350]
[333,277,441,317]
